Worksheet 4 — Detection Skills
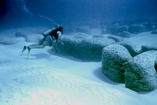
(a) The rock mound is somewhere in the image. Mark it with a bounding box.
[106,25,128,35]
[107,35,124,42]
[102,44,132,83]
[53,35,116,61]
[26,34,43,43]
[125,51,157,92]
[76,26,91,34]
[0,36,25,45]
[116,31,131,38]
[128,24,147,34]
[15,32,27,38]
[151,29,157,34]
[15,32,44,43]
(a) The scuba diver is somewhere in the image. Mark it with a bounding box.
[21,26,63,57]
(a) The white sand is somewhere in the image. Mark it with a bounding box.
[0,28,157,105]
[123,32,157,50]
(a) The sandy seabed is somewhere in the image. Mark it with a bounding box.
[0,27,157,105]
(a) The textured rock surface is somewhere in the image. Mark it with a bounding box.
[102,44,132,83]
[105,26,116,35]
[125,51,157,92]
[128,24,147,34]
[64,27,76,34]
[76,26,91,34]
[120,42,157,57]
[119,42,141,57]
[26,34,43,43]
[15,32,27,38]
[143,22,157,31]
[15,32,44,43]
[107,35,124,42]
[0,36,25,45]
[116,31,131,38]
[141,45,157,53]
[151,29,157,34]
[116,25,128,33]
[106,25,128,35]
[53,36,116,61]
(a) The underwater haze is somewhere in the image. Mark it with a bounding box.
[0,0,157,27]
[1,1,157,105]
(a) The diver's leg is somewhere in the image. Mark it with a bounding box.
[29,43,41,47]
[28,41,49,49]
[21,43,40,54]
[27,41,49,59]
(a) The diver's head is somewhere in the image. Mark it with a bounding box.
[57,26,63,34]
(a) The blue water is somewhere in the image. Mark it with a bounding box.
[0,0,157,28]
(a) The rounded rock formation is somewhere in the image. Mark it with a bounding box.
[102,44,132,83]
[151,29,157,34]
[53,36,116,61]
[128,24,147,34]
[125,51,157,92]
[116,31,131,38]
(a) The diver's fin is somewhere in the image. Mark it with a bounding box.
[20,46,27,56]
[27,47,31,60]
[21,46,27,53]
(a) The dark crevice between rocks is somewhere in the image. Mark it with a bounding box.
[154,61,157,71]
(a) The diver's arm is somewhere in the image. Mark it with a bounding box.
[57,31,62,37]
[56,31,62,42]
